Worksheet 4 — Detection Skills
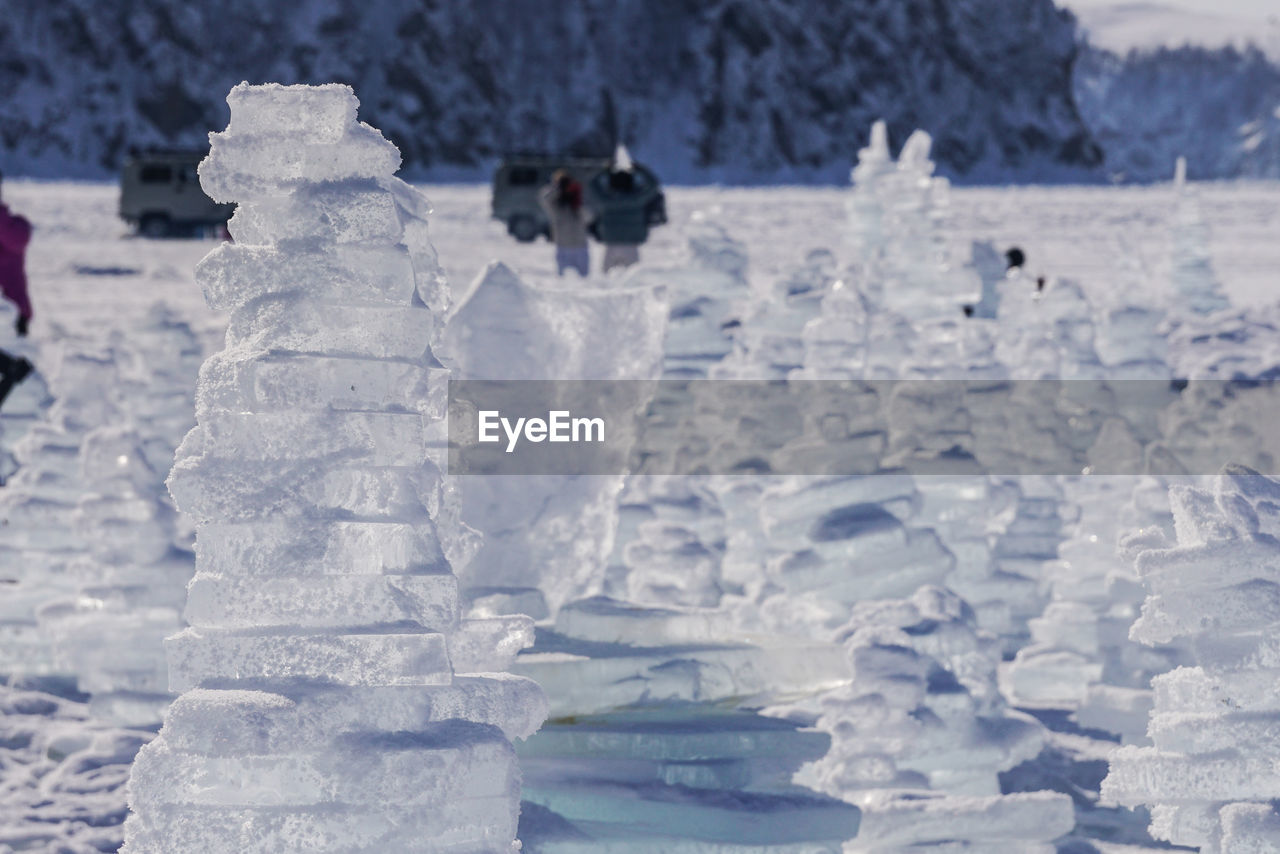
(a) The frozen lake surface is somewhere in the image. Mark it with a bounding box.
[4,175,1280,852]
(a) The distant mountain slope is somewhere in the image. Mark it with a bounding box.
[0,0,1102,183]
[1073,43,1280,183]
[1070,1,1280,60]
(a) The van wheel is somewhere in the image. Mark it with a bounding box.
[508,215,540,242]
[139,214,171,238]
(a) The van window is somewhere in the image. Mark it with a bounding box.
[140,165,173,184]
[507,167,539,186]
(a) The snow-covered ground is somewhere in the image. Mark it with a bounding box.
[4,173,1280,852]
[14,179,1280,342]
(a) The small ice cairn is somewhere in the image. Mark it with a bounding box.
[0,341,124,681]
[879,130,970,320]
[1169,156,1230,317]
[755,474,955,638]
[847,120,895,266]
[1002,475,1192,734]
[716,248,837,380]
[988,477,1070,657]
[848,122,973,326]
[1103,467,1280,852]
[120,84,545,854]
[807,586,1073,851]
[627,215,747,380]
[37,426,190,727]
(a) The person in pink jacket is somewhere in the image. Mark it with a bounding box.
[0,171,32,337]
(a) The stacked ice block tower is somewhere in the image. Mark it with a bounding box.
[968,477,1067,658]
[1003,476,1191,737]
[755,474,955,638]
[0,342,124,682]
[801,586,1073,852]
[508,219,862,849]
[716,248,837,380]
[511,596,858,852]
[846,123,978,380]
[626,218,747,379]
[121,83,546,854]
[794,276,874,381]
[37,425,191,727]
[1103,466,1280,851]
[846,121,896,270]
[1169,156,1229,317]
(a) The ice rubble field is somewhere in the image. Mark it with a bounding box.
[4,99,1280,854]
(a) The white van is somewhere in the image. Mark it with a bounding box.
[119,150,234,237]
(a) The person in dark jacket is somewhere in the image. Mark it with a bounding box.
[593,147,649,272]
[0,171,33,337]
[0,172,35,410]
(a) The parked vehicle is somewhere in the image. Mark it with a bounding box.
[491,154,667,243]
[119,150,234,237]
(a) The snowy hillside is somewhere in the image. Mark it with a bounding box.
[1074,43,1280,183]
[1069,0,1280,60]
[0,0,1100,183]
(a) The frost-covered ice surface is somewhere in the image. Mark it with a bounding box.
[121,83,546,854]
[1103,467,1280,851]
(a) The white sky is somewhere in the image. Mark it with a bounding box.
[1060,0,1280,57]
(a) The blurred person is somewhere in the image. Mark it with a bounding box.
[539,170,590,277]
[598,167,644,272]
[1005,246,1026,272]
[0,170,33,337]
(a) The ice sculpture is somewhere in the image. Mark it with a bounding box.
[756,474,955,637]
[1003,476,1191,738]
[803,586,1073,851]
[1103,466,1280,851]
[511,595,859,850]
[440,259,666,617]
[625,217,747,379]
[981,477,1067,657]
[0,341,124,681]
[618,475,727,609]
[847,120,896,272]
[38,426,191,727]
[121,83,546,853]
[794,275,874,380]
[716,248,837,380]
[1169,156,1230,316]
[518,704,861,852]
[843,124,980,385]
